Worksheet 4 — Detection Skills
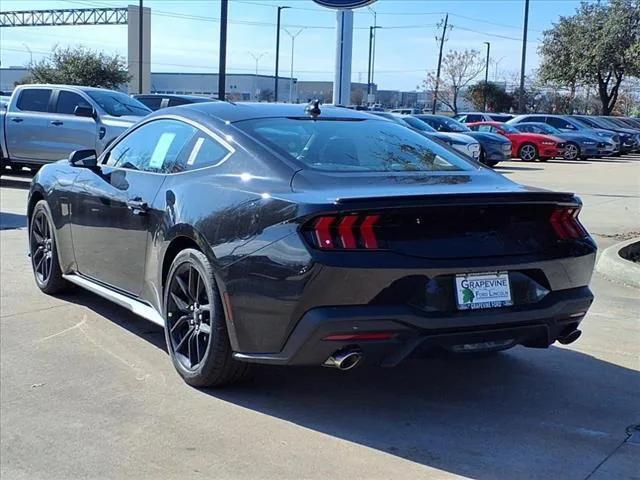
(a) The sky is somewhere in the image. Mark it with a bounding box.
[0,0,590,92]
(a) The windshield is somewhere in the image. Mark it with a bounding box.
[498,124,519,133]
[527,123,560,134]
[428,116,470,132]
[402,116,437,132]
[573,117,599,128]
[87,91,151,117]
[236,118,474,173]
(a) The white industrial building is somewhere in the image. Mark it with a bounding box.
[0,68,297,102]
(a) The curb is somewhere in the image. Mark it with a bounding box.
[596,238,640,288]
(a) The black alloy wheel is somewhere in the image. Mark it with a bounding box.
[166,261,213,372]
[29,200,69,294]
[164,249,252,387]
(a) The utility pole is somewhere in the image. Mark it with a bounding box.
[218,0,228,101]
[138,0,143,93]
[367,26,382,102]
[483,42,490,112]
[368,6,377,102]
[518,0,530,113]
[274,6,289,103]
[284,28,304,103]
[431,13,449,114]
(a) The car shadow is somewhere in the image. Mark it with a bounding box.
[0,211,27,230]
[495,165,544,172]
[64,290,639,479]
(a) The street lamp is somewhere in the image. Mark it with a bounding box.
[284,28,304,103]
[367,26,382,101]
[483,41,490,112]
[274,6,290,102]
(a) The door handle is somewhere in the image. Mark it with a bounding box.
[10,118,23,123]
[50,120,64,126]
[127,198,148,214]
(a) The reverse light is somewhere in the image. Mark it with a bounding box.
[550,207,588,240]
[308,214,382,250]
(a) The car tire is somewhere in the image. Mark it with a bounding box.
[163,248,252,388]
[564,142,580,160]
[29,200,71,295]
[518,143,538,162]
[539,157,550,162]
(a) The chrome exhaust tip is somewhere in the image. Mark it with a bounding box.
[557,329,582,345]
[323,348,363,371]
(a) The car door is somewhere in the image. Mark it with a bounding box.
[70,118,197,295]
[4,87,53,161]
[45,90,99,160]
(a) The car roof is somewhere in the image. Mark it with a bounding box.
[184,101,378,123]
[16,84,116,93]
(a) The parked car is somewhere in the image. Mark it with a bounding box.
[454,112,513,123]
[572,116,639,153]
[369,112,482,163]
[508,114,621,156]
[27,102,596,387]
[467,121,565,161]
[0,95,10,109]
[511,122,607,160]
[133,94,218,111]
[412,114,512,167]
[399,115,481,162]
[1,84,151,173]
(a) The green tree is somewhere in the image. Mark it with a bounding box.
[539,0,640,115]
[465,81,515,112]
[25,46,129,90]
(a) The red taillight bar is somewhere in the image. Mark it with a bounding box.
[308,214,382,250]
[550,207,587,240]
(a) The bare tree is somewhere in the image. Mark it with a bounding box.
[420,49,484,113]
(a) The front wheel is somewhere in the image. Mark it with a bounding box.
[29,200,71,294]
[518,143,538,162]
[564,142,580,161]
[164,249,252,388]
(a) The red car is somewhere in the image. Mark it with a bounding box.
[467,121,565,161]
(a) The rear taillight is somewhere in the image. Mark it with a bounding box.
[308,214,382,250]
[550,207,587,240]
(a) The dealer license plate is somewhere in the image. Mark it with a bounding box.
[455,272,512,310]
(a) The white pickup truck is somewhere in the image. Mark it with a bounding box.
[0,84,151,173]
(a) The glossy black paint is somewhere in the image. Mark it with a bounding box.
[28,102,597,364]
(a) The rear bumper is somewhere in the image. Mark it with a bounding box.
[233,286,594,367]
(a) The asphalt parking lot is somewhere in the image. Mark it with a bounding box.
[1,156,639,480]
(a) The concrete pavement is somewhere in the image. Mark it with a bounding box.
[1,156,638,479]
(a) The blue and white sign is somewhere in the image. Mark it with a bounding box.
[312,0,377,9]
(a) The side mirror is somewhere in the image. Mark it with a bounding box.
[69,149,98,168]
[74,105,95,118]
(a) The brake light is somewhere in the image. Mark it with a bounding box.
[550,207,587,239]
[308,214,383,250]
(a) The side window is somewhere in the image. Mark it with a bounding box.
[457,115,467,123]
[547,117,575,130]
[105,119,196,173]
[16,89,52,112]
[55,91,92,115]
[520,116,538,123]
[175,133,230,172]
[466,114,482,122]
[477,125,493,132]
[167,97,191,107]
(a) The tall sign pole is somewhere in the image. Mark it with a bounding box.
[138,0,143,94]
[312,0,377,106]
[274,6,289,102]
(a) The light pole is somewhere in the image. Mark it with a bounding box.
[367,26,381,101]
[492,56,505,82]
[218,0,228,101]
[138,0,143,94]
[367,6,377,102]
[22,43,33,66]
[483,42,490,112]
[274,6,290,102]
[249,51,267,101]
[284,28,304,103]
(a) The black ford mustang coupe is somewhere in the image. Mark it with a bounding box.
[28,102,596,387]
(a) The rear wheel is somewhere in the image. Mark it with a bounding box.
[164,249,252,388]
[29,200,71,294]
[518,143,538,162]
[564,142,580,160]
